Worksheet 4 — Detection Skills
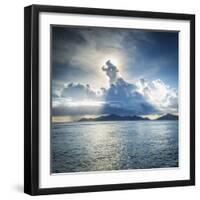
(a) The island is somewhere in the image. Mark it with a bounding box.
[78,113,178,122]
[156,113,178,120]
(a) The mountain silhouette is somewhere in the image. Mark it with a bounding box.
[78,114,149,122]
[156,113,178,120]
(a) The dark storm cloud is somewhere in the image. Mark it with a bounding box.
[52,62,90,82]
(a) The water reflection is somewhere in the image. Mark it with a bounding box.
[51,121,178,173]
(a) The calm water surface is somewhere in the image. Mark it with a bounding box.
[51,121,178,173]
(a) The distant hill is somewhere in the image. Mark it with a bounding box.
[156,113,178,120]
[78,114,149,122]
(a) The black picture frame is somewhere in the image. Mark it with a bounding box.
[24,4,195,196]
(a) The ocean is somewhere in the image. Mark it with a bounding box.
[51,121,178,173]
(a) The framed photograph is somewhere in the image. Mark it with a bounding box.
[24,5,195,195]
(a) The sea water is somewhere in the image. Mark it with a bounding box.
[51,121,178,173]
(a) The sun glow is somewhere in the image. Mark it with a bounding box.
[94,52,125,88]
[108,58,119,66]
[100,54,123,71]
[103,57,119,67]
[68,100,105,107]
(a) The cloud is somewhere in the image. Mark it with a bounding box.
[51,26,178,117]
[53,61,167,116]
[52,27,127,70]
[52,26,178,99]
[102,60,120,84]
[52,104,104,116]
[103,69,156,115]
[61,83,102,101]
[136,78,178,113]
[51,27,137,91]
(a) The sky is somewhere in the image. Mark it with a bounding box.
[51,25,178,122]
